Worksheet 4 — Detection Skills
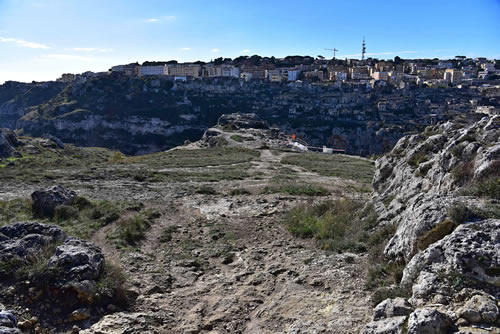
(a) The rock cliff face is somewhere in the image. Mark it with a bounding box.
[0,75,486,155]
[0,129,19,158]
[0,81,65,129]
[366,115,500,333]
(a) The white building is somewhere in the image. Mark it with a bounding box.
[481,63,495,72]
[286,70,301,81]
[140,65,168,76]
[240,72,253,82]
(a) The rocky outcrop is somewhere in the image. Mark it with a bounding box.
[0,129,18,159]
[1,75,486,156]
[407,308,456,334]
[31,185,77,218]
[0,81,65,129]
[364,298,414,334]
[401,220,499,304]
[48,238,104,281]
[367,115,500,333]
[218,113,269,129]
[0,222,108,329]
[373,116,500,261]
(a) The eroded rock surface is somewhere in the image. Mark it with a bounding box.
[31,185,77,219]
[367,115,500,333]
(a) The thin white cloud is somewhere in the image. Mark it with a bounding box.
[72,47,113,52]
[144,15,176,23]
[39,54,95,61]
[180,47,192,51]
[341,50,418,58]
[240,49,251,54]
[211,48,221,53]
[0,36,50,49]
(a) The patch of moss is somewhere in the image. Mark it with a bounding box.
[416,220,456,251]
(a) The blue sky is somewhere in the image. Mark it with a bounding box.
[0,0,499,83]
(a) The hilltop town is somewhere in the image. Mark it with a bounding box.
[56,54,500,90]
[0,54,498,157]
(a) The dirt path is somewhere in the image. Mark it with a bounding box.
[86,150,373,333]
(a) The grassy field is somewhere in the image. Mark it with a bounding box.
[0,139,261,184]
[281,153,375,186]
[122,147,260,168]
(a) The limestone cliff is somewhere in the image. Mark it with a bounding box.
[365,116,500,333]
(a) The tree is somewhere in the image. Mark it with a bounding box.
[394,56,403,64]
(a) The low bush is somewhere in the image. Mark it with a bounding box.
[197,186,217,195]
[408,152,429,167]
[230,188,251,195]
[97,261,130,308]
[448,203,474,224]
[160,226,179,243]
[54,205,79,221]
[284,199,384,253]
[474,177,500,200]
[110,209,159,247]
[451,160,474,186]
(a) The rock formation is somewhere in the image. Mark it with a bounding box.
[31,185,77,219]
[0,129,18,159]
[366,115,500,332]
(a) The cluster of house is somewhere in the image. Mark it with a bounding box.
[59,57,499,89]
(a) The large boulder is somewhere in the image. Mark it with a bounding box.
[407,308,456,334]
[363,316,407,334]
[0,221,66,264]
[48,238,104,281]
[374,298,413,320]
[458,294,499,324]
[31,185,77,219]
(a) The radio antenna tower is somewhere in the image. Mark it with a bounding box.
[361,37,366,61]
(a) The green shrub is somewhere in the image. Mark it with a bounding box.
[160,226,179,243]
[111,210,158,247]
[284,199,386,253]
[451,160,474,185]
[0,198,32,225]
[73,196,92,210]
[366,261,406,291]
[54,205,79,221]
[197,186,217,195]
[475,177,500,199]
[408,152,429,167]
[230,135,243,142]
[120,215,151,245]
[230,188,251,195]
[448,203,474,224]
[97,261,130,308]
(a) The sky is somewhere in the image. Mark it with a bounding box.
[0,0,499,83]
